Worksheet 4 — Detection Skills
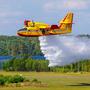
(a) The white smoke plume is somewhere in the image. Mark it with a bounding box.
[39,35,90,67]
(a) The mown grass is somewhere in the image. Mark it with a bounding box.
[0,71,90,90]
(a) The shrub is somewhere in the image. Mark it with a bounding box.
[9,75,25,83]
[0,76,6,85]
[0,74,4,77]
[32,78,41,83]
[24,78,30,82]
[32,78,38,82]
[0,75,29,86]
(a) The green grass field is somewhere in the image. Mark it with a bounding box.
[0,71,90,90]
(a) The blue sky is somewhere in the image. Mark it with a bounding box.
[0,0,90,35]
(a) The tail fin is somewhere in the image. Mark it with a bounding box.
[59,12,73,33]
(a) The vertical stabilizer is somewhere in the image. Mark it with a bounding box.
[59,12,73,33]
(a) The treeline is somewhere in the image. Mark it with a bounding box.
[0,36,42,56]
[3,58,49,72]
[50,60,90,72]
[3,58,90,72]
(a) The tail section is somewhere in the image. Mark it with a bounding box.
[59,12,73,33]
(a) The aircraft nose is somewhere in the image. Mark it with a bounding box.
[18,28,27,32]
[17,28,27,36]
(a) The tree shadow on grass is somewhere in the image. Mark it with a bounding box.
[68,83,90,87]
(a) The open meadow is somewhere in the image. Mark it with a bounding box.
[0,71,90,90]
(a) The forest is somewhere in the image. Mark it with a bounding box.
[0,35,42,56]
[0,35,90,72]
[2,57,90,72]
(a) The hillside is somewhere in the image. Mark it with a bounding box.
[0,36,42,56]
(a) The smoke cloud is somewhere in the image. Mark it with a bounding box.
[39,35,90,67]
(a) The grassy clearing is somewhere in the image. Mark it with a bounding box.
[0,71,90,90]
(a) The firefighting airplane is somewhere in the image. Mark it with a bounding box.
[17,12,73,37]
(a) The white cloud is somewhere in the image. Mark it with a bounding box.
[44,0,89,12]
